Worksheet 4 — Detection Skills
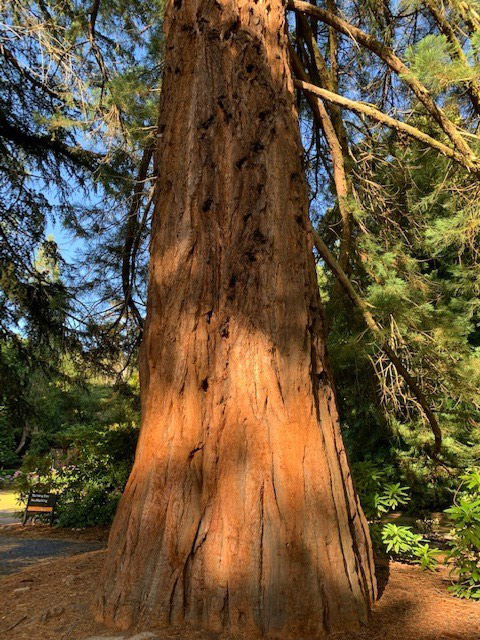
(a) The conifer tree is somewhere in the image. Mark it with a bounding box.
[95,1,376,635]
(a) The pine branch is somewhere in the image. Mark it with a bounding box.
[0,112,102,171]
[288,0,478,166]
[88,0,109,99]
[424,0,480,115]
[294,79,478,171]
[0,44,62,101]
[120,142,154,331]
[312,229,442,456]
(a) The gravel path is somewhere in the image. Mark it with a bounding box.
[0,535,105,575]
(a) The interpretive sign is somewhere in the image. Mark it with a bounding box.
[22,491,57,525]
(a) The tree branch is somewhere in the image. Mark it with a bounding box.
[0,112,102,171]
[88,0,109,98]
[0,44,62,101]
[290,44,354,273]
[294,79,478,171]
[312,229,442,456]
[288,0,478,166]
[121,143,154,330]
[424,0,480,115]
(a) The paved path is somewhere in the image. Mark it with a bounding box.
[0,512,19,525]
[0,535,105,575]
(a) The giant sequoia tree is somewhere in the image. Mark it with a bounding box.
[95,0,376,635]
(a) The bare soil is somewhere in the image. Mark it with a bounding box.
[0,538,478,640]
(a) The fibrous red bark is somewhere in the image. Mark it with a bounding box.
[95,1,376,636]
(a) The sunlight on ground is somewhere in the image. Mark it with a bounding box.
[0,490,23,513]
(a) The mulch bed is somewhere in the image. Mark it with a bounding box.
[0,522,110,543]
[0,527,478,640]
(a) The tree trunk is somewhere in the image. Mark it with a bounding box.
[14,423,28,455]
[95,1,376,636]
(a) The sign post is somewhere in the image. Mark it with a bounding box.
[22,491,57,526]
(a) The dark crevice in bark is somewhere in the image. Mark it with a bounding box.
[271,454,281,517]
[188,444,205,459]
[319,578,331,634]
[202,197,213,211]
[307,310,322,424]
[258,482,265,634]
[168,576,179,624]
[221,584,230,626]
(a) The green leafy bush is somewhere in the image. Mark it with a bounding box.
[16,422,138,527]
[353,461,439,570]
[352,461,410,519]
[381,523,422,554]
[445,468,480,599]
[380,524,440,570]
[415,543,442,571]
[374,483,411,518]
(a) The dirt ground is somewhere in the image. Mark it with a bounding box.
[0,528,479,640]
